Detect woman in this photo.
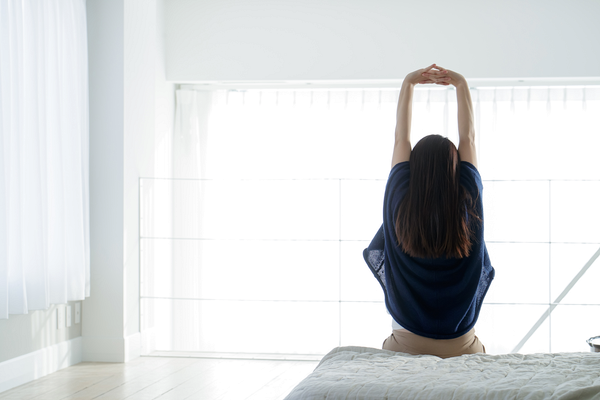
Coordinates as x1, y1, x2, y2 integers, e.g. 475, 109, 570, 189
363, 64, 495, 358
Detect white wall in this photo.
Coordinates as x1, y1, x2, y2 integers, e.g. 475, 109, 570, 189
0, 303, 82, 363
85, 0, 174, 362
85, 0, 126, 362
165, 0, 600, 82
124, 0, 176, 345
124, 0, 155, 346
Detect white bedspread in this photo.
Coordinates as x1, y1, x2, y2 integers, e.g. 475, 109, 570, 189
285, 346, 600, 400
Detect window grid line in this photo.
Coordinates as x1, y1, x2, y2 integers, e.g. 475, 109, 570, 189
140, 177, 600, 182
139, 237, 600, 245
140, 296, 600, 307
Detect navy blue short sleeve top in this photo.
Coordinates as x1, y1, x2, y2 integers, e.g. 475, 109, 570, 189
364, 161, 495, 339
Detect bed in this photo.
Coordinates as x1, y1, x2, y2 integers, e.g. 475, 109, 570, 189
284, 346, 600, 400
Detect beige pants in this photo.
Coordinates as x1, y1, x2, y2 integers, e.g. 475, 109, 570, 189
382, 328, 485, 359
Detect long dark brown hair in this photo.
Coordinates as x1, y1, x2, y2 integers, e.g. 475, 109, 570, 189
395, 135, 480, 259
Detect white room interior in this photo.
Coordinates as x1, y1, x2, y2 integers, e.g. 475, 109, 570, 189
1, 0, 600, 396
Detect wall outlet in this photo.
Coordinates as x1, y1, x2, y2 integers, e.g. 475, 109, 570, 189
57, 306, 65, 330
75, 302, 81, 324
66, 305, 72, 327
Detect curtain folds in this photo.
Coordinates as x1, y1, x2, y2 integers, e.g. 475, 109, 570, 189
0, 0, 89, 319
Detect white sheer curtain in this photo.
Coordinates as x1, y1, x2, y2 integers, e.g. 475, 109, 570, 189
142, 86, 600, 355
0, 0, 89, 319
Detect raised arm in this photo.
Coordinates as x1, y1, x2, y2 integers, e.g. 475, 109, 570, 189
392, 64, 452, 168
423, 66, 478, 168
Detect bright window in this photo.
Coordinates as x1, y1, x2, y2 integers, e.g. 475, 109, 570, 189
141, 86, 600, 356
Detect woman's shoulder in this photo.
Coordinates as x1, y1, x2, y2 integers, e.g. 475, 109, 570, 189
386, 161, 411, 189
460, 160, 479, 174
460, 161, 483, 192
390, 160, 410, 174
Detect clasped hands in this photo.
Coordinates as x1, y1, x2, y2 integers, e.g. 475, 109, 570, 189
405, 64, 466, 88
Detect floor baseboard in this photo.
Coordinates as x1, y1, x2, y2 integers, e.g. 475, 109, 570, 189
0, 336, 82, 394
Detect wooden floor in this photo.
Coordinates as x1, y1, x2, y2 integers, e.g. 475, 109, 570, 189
0, 357, 319, 400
